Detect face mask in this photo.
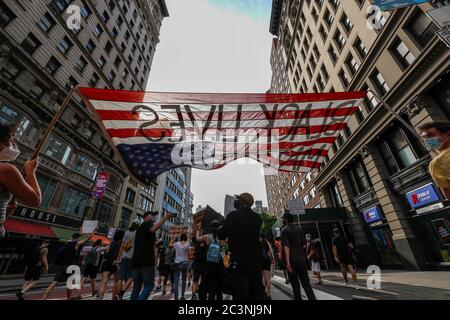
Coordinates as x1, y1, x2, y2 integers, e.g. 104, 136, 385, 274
0, 143, 20, 161
306, 236, 311, 241
423, 137, 444, 150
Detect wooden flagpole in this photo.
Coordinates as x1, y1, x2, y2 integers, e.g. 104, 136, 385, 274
31, 85, 79, 159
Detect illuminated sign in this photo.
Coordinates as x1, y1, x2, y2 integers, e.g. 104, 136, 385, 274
363, 207, 382, 224
406, 183, 440, 209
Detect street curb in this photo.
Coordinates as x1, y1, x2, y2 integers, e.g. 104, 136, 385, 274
271, 280, 295, 299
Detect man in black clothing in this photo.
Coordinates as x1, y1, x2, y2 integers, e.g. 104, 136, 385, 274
332, 228, 358, 289
215, 192, 265, 300
281, 211, 316, 300
130, 210, 173, 300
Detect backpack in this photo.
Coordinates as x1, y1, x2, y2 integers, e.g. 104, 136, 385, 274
206, 240, 221, 264
54, 242, 76, 266
124, 239, 133, 252
26, 247, 41, 266
84, 247, 98, 266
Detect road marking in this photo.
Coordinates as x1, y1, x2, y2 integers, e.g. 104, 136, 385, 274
272, 276, 343, 300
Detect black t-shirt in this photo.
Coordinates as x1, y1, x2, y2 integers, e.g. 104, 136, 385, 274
332, 234, 349, 259
216, 207, 262, 268
193, 240, 208, 266
132, 221, 156, 268
158, 246, 166, 265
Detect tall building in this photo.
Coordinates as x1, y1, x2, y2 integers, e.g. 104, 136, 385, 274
253, 200, 268, 214
0, 0, 168, 274
153, 167, 194, 242
266, 0, 449, 270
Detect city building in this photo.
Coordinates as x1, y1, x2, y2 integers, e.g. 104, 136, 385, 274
0, 0, 168, 274
266, 0, 450, 270
253, 200, 268, 214
153, 167, 194, 242
193, 205, 224, 235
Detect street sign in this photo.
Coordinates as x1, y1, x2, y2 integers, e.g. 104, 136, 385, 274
363, 207, 382, 223
436, 25, 450, 48
370, 0, 428, 11
288, 198, 305, 215
92, 171, 109, 199
427, 5, 450, 28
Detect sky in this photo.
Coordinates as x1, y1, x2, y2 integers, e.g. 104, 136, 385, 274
147, 0, 274, 213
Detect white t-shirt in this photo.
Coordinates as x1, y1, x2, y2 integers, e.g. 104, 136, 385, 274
174, 241, 189, 263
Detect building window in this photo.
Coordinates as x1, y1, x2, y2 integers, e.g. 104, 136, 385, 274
80, 1, 91, 18
36, 174, 57, 209
75, 56, 87, 73
406, 9, 438, 48
93, 24, 103, 38
44, 135, 72, 165
120, 207, 133, 230
97, 56, 107, 69
59, 187, 90, 216
65, 76, 78, 91
334, 29, 346, 50
21, 33, 42, 54
340, 12, 353, 33
140, 195, 153, 211
29, 81, 45, 99
50, 0, 70, 13
57, 36, 72, 55
89, 73, 99, 87
38, 13, 56, 34
93, 201, 113, 224
354, 37, 368, 58
339, 69, 350, 88
377, 126, 425, 175
45, 57, 61, 75
329, 180, 343, 207
347, 160, 372, 196
74, 154, 98, 180
101, 11, 110, 23
345, 55, 359, 76
391, 38, 416, 69
125, 188, 136, 205
86, 39, 96, 53
0, 2, 16, 27
371, 69, 390, 96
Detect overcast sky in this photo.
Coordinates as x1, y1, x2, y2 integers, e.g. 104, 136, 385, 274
147, 0, 273, 213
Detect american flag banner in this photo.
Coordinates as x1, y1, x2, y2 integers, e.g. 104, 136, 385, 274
78, 88, 366, 185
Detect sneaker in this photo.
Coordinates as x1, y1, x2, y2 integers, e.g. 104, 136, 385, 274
345, 282, 350, 288
16, 291, 24, 300
354, 283, 360, 290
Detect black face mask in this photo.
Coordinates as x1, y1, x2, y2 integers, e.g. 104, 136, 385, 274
234, 200, 241, 210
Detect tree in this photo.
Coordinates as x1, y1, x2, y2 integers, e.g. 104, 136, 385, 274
259, 211, 278, 241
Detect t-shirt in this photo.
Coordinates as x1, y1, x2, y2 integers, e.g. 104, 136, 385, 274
132, 221, 156, 268
174, 241, 189, 263
429, 147, 450, 189
121, 230, 136, 259
281, 224, 307, 265
332, 235, 349, 259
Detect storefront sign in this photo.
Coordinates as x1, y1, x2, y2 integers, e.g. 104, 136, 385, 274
12, 206, 80, 229
363, 207, 382, 223
416, 202, 445, 215
406, 183, 440, 209
371, 0, 428, 11
92, 171, 110, 199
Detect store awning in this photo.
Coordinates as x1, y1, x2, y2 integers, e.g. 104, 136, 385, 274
51, 226, 78, 241
4, 219, 57, 238
90, 234, 111, 245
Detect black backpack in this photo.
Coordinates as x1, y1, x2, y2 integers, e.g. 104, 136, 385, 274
54, 242, 76, 266
26, 247, 41, 266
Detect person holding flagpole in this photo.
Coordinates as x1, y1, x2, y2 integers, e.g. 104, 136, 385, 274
0, 124, 42, 238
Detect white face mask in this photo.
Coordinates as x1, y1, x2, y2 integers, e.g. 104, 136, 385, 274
0, 143, 20, 162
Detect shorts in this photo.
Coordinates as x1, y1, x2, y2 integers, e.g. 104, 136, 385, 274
119, 258, 133, 281
83, 264, 98, 279
100, 260, 118, 274
311, 261, 321, 273
338, 254, 354, 267
53, 265, 69, 283
24, 265, 42, 281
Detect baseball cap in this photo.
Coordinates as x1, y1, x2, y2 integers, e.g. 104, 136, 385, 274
72, 232, 81, 240
143, 211, 159, 217
234, 192, 254, 207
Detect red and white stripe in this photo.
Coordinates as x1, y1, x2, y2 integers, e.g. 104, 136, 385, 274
79, 88, 366, 173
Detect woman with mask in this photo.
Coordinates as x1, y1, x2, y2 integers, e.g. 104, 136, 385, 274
0, 124, 41, 238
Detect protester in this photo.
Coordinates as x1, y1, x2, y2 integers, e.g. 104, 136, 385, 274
163, 240, 176, 296
187, 244, 195, 287
419, 121, 450, 200
332, 228, 358, 289
98, 230, 125, 300
305, 234, 322, 285
195, 224, 224, 301
260, 234, 275, 300
16, 240, 49, 300
190, 226, 207, 300
215, 192, 265, 300
116, 220, 140, 299
281, 211, 316, 300
77, 239, 105, 298
274, 236, 289, 284
42, 232, 93, 300
0, 124, 41, 238
156, 239, 166, 291
172, 233, 190, 300
130, 211, 174, 300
